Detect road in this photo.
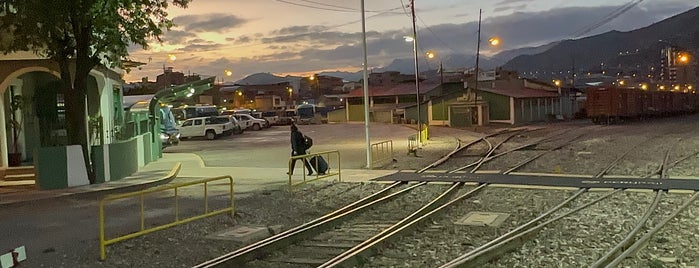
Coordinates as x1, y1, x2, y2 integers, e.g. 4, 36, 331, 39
164, 123, 419, 169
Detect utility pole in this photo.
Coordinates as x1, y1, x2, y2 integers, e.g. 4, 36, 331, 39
410, 0, 422, 146
473, 9, 482, 126
361, 0, 371, 168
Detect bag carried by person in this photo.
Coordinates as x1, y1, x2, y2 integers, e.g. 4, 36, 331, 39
303, 135, 313, 149
309, 155, 328, 175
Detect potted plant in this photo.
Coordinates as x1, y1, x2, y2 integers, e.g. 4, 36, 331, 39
8, 94, 23, 166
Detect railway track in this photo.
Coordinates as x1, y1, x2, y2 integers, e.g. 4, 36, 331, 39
196, 122, 699, 267
441, 135, 699, 267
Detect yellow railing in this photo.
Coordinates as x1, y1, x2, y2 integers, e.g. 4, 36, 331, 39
98, 163, 234, 260
370, 140, 393, 168
288, 150, 341, 190
408, 134, 418, 155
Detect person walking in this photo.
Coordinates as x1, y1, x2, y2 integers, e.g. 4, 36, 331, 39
288, 123, 314, 176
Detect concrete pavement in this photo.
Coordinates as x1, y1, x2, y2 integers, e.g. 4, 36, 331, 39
0, 152, 398, 207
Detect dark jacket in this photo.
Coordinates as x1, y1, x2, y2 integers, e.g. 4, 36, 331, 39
290, 125, 306, 155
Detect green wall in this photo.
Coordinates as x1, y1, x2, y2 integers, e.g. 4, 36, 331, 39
479, 91, 510, 121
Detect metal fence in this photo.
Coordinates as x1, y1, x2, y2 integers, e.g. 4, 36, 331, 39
98, 164, 234, 260
370, 140, 393, 168
288, 150, 341, 190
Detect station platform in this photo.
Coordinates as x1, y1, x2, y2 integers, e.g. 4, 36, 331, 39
0, 152, 398, 208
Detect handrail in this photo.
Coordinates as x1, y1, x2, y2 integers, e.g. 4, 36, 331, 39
287, 150, 341, 190
98, 163, 234, 260
370, 140, 393, 168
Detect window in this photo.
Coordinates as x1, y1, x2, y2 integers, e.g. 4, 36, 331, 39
182, 120, 193, 127
194, 119, 202, 125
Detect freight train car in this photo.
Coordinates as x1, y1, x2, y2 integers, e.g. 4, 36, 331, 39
585, 87, 697, 124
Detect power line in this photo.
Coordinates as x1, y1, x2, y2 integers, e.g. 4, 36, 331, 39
277, 0, 403, 14
571, 0, 644, 38
275, 0, 356, 12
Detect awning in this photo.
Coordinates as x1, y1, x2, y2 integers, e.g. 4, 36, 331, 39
148, 76, 216, 114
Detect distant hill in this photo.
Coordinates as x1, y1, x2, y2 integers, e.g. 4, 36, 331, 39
234, 72, 290, 85
503, 6, 699, 79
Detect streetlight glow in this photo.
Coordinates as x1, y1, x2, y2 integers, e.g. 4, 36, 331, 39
167, 54, 176, 61
426, 51, 435, 59
678, 53, 690, 63
488, 37, 500, 46
224, 69, 232, 76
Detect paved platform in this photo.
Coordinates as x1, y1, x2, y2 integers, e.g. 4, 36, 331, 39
0, 153, 397, 207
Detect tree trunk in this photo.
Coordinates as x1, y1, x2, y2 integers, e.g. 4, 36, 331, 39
58, 57, 96, 184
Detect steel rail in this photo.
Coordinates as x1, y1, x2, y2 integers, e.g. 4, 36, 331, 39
438, 188, 586, 267
594, 140, 681, 267
591, 190, 663, 267
605, 191, 699, 268
417, 128, 526, 173
193, 181, 414, 267
322, 129, 576, 267
503, 132, 587, 174
441, 189, 622, 268
320, 183, 489, 267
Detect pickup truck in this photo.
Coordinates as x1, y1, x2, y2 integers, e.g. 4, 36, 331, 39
255, 111, 280, 126
177, 116, 234, 140
233, 114, 269, 131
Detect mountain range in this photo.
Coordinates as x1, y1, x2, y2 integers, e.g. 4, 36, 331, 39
236, 6, 699, 84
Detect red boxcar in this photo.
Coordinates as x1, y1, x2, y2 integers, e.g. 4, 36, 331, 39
586, 87, 697, 124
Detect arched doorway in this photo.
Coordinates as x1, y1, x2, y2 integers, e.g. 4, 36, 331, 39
3, 71, 62, 166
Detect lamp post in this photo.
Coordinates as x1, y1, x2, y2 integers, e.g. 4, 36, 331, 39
473, 9, 482, 126
361, 0, 371, 168
409, 0, 422, 147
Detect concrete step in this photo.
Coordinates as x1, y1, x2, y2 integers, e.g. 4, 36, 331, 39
4, 166, 36, 176
3, 173, 36, 181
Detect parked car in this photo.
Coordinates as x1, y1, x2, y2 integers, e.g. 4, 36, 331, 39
215, 115, 244, 135
233, 113, 268, 131
177, 116, 234, 140
259, 111, 281, 126
250, 112, 273, 128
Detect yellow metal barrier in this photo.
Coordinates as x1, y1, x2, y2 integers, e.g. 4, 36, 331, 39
98, 163, 234, 260
420, 124, 429, 143
288, 150, 341, 190
370, 140, 393, 168
408, 134, 418, 156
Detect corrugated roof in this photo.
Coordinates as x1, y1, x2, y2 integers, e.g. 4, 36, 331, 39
345, 82, 440, 98
479, 87, 559, 98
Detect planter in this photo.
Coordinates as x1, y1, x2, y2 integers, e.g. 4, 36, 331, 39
8, 153, 22, 167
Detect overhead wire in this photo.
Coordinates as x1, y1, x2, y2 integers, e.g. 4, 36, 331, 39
277, 0, 403, 14
570, 0, 644, 38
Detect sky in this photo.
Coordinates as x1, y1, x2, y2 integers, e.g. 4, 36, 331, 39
123, 0, 698, 83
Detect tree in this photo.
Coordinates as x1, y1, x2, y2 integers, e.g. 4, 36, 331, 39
0, 0, 190, 183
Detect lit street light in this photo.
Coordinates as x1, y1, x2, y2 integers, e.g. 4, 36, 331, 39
678, 53, 690, 63
426, 51, 443, 84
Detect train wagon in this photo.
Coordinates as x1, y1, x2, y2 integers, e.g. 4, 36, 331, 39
586, 86, 698, 124
585, 87, 640, 124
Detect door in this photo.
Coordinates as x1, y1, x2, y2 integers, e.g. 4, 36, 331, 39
449, 106, 472, 127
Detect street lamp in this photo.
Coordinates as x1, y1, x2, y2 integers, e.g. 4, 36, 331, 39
221, 69, 232, 84
409, 0, 422, 147
472, 9, 499, 127
426, 51, 443, 84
